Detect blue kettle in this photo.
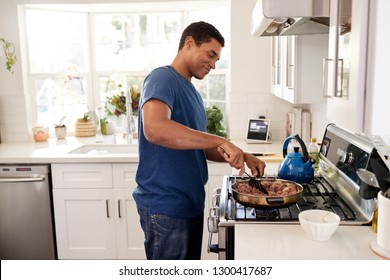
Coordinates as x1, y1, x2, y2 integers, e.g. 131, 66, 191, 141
278, 134, 315, 183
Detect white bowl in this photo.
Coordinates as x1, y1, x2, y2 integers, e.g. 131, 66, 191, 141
298, 210, 340, 241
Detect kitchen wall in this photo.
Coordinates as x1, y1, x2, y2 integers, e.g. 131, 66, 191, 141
364, 0, 390, 135
0, 0, 330, 144
0, 0, 30, 142
229, 0, 329, 141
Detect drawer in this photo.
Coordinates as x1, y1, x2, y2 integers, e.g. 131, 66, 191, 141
112, 163, 138, 189
52, 163, 113, 189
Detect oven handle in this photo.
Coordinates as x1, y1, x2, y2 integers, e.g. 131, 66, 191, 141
208, 232, 224, 254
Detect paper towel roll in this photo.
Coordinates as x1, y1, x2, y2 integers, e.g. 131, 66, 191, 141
377, 191, 390, 252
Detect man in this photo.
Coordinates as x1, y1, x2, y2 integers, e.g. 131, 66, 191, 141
133, 21, 265, 260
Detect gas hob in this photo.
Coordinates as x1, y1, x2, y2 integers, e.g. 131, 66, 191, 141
226, 175, 367, 224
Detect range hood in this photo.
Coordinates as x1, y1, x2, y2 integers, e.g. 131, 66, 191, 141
251, 0, 330, 37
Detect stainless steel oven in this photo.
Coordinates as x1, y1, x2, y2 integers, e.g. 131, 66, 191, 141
208, 124, 385, 260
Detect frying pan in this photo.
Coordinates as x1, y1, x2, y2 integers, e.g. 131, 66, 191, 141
232, 178, 303, 208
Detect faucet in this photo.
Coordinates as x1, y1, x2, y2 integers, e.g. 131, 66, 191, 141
124, 91, 136, 143
95, 107, 104, 143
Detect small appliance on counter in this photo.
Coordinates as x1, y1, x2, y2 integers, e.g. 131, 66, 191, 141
245, 118, 271, 144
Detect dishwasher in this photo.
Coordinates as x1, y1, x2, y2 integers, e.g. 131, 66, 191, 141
0, 164, 56, 259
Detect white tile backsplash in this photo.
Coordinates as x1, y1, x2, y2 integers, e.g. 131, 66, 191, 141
228, 91, 295, 141
0, 95, 30, 143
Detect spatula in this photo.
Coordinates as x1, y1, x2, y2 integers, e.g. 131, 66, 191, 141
244, 171, 269, 195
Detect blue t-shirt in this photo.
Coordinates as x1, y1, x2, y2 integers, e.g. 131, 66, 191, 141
133, 66, 208, 218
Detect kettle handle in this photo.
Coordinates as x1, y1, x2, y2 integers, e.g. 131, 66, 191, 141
282, 134, 311, 163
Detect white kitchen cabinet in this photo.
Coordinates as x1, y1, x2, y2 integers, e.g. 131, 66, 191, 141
271, 36, 283, 99
112, 164, 145, 259
52, 163, 145, 260
53, 162, 231, 260
53, 188, 117, 259
325, 0, 368, 132
271, 34, 328, 104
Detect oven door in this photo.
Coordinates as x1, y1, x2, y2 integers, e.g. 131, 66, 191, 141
208, 225, 235, 260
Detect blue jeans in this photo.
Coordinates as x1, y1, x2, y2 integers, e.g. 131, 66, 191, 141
137, 209, 204, 260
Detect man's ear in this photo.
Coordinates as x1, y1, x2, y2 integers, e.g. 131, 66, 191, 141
184, 36, 195, 49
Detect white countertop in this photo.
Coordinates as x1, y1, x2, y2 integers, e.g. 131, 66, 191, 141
235, 224, 385, 260
0, 136, 139, 163
0, 136, 284, 164
231, 140, 283, 156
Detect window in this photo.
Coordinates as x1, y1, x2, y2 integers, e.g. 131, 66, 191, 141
22, 2, 229, 133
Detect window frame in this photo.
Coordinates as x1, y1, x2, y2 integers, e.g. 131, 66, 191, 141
22, 2, 229, 135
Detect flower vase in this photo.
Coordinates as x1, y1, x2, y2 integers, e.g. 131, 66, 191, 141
114, 115, 125, 132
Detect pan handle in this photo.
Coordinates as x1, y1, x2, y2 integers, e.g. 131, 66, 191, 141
265, 197, 285, 205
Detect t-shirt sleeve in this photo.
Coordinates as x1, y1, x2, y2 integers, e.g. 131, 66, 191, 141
141, 67, 177, 112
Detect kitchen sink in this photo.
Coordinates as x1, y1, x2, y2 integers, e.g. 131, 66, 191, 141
68, 144, 138, 155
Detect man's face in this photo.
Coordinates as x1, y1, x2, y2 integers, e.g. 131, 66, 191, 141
186, 37, 223, 80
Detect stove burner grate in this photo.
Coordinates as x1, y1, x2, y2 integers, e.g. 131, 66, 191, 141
233, 177, 357, 222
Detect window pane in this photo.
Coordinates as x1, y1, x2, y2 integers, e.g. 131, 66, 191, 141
188, 6, 230, 69
25, 9, 88, 73
35, 77, 88, 130
94, 13, 181, 71
193, 79, 208, 100
99, 75, 144, 107
209, 74, 226, 100
24, 2, 229, 135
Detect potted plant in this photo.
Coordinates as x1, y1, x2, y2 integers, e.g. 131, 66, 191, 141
54, 116, 67, 139
206, 105, 227, 138
0, 38, 17, 73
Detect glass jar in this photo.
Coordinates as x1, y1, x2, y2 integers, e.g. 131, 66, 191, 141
32, 126, 49, 142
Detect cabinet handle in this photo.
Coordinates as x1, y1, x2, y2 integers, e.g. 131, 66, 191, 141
287, 64, 294, 89
322, 58, 333, 98
323, 58, 344, 98
118, 200, 122, 218
286, 36, 295, 89
106, 199, 110, 218
336, 59, 344, 98
272, 37, 281, 86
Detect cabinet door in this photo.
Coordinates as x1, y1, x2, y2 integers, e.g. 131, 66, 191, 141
113, 163, 146, 259
283, 36, 296, 103
285, 36, 296, 92
272, 35, 328, 104
325, 0, 352, 99
53, 189, 116, 259
283, 35, 328, 104
325, 0, 368, 132
271, 36, 283, 98
114, 189, 146, 259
